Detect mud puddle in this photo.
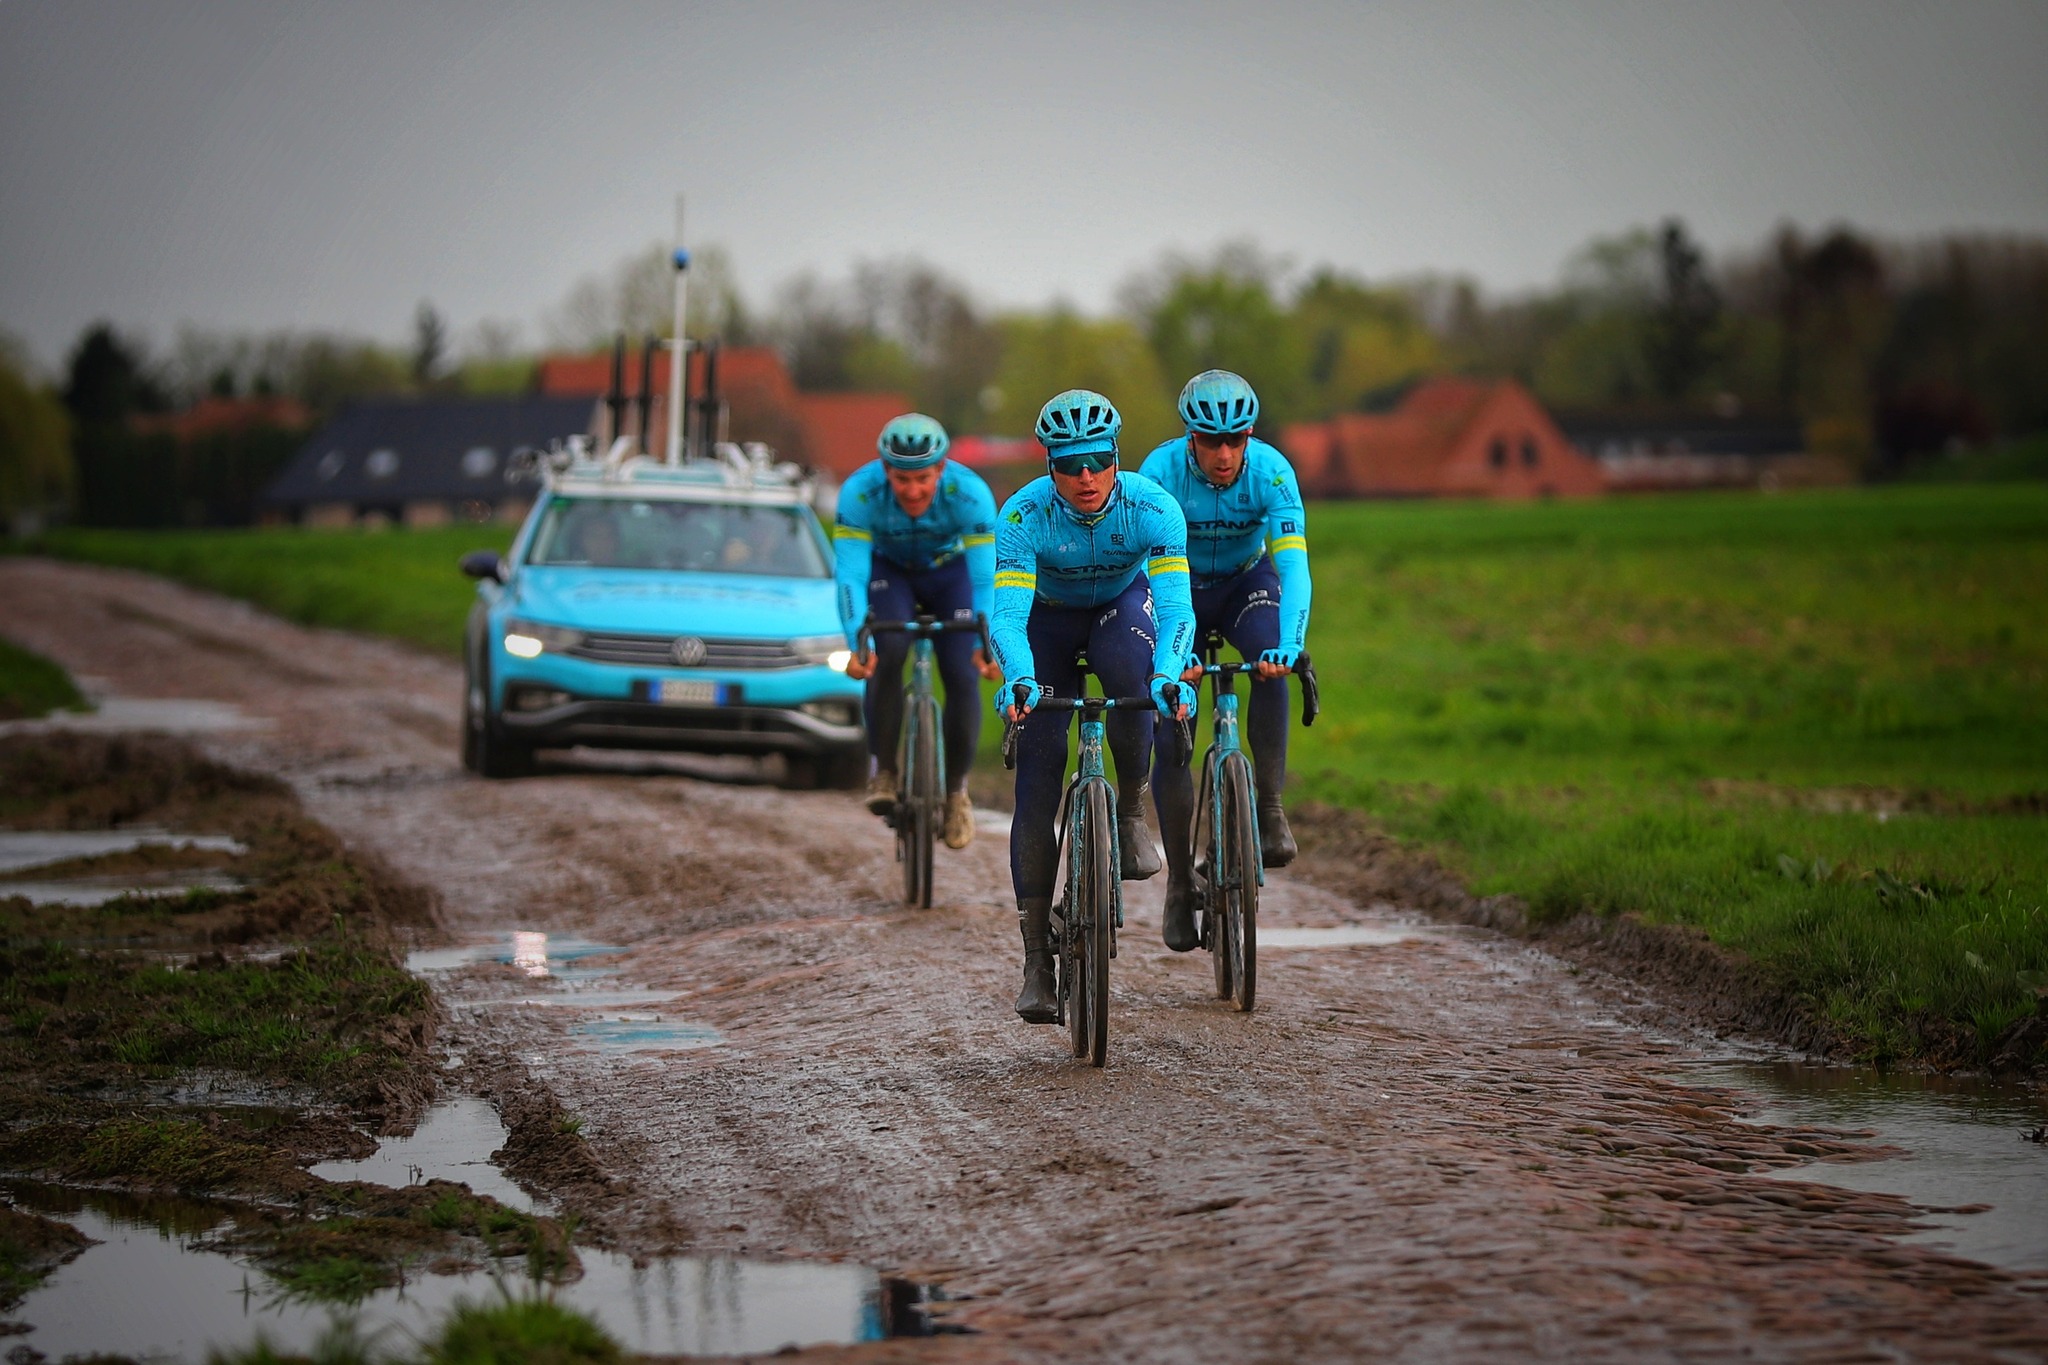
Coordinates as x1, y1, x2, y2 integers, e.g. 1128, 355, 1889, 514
2, 1180, 944, 1360
1676, 1059, 2048, 1270
0, 829, 246, 874
1258, 924, 1427, 948
417, 931, 726, 1055
310, 1098, 536, 1213
0, 695, 267, 736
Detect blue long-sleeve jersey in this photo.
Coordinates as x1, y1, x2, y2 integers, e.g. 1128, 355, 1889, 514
833, 459, 997, 646
1137, 435, 1311, 653
990, 472, 1195, 686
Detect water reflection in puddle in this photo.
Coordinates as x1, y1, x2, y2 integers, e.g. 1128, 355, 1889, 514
1677, 1059, 2048, 1270
309, 1098, 535, 1213
2, 871, 247, 907
1259, 924, 1425, 949
407, 933, 627, 980
0, 829, 246, 875
3, 1183, 926, 1360
570, 1018, 723, 1053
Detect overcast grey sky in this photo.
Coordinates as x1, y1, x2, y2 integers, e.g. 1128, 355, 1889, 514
3, 1, 2045, 369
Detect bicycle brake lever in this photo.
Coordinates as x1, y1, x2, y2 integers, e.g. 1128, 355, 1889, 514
1002, 721, 1019, 770
1297, 653, 1320, 727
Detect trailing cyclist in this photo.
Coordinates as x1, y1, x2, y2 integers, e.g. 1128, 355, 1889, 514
834, 413, 1003, 849
1139, 370, 1312, 953
991, 389, 1196, 1022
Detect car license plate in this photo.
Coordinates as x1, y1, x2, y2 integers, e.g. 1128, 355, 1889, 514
658, 680, 717, 705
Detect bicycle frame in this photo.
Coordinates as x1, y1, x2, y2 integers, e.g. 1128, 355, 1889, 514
1202, 660, 1266, 893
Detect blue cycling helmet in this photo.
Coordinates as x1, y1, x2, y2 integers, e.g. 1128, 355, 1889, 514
1034, 389, 1122, 458
877, 412, 949, 470
1177, 369, 1259, 434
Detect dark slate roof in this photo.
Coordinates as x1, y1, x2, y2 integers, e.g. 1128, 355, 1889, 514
1557, 414, 1804, 458
263, 395, 596, 505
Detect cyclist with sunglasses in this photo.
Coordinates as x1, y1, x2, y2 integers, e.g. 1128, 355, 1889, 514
990, 389, 1196, 1022
1139, 370, 1313, 952
834, 413, 1003, 848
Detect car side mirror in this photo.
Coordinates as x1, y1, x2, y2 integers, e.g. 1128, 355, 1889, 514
460, 550, 506, 582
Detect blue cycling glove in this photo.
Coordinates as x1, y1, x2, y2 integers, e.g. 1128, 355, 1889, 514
998, 677, 1042, 720
1149, 673, 1191, 718
1259, 646, 1301, 672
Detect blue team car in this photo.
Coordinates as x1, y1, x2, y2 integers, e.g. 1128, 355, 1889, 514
458, 442, 867, 787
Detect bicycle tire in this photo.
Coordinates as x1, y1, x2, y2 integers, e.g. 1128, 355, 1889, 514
1195, 752, 1232, 999
901, 693, 940, 907
1081, 781, 1114, 1066
1220, 753, 1259, 1013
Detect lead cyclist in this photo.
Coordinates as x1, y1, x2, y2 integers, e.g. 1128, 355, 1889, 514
990, 389, 1196, 1022
1138, 370, 1312, 953
833, 413, 1003, 849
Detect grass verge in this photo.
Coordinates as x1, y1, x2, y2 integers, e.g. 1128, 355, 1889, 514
0, 633, 87, 719
13, 525, 511, 656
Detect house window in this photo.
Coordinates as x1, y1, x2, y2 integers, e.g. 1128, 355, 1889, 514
1488, 437, 1507, 469
1521, 437, 1540, 468
461, 446, 497, 479
365, 449, 400, 479
316, 450, 345, 480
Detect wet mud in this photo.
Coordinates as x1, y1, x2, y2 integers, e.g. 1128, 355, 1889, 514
4, 557, 2047, 1362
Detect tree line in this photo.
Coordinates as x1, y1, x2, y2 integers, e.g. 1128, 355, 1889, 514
5, 218, 2045, 530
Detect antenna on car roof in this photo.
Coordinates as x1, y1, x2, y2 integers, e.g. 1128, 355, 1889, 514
664, 195, 690, 466
635, 334, 657, 456
605, 334, 627, 448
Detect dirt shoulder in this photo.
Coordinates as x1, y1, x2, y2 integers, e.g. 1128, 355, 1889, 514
3, 556, 2046, 1363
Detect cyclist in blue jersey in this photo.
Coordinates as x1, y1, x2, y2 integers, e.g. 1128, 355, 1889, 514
1139, 370, 1312, 952
835, 413, 1003, 849
991, 389, 1196, 1022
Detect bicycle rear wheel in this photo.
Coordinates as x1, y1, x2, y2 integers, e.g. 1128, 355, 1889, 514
899, 693, 940, 907
1078, 782, 1114, 1066
1219, 753, 1259, 1013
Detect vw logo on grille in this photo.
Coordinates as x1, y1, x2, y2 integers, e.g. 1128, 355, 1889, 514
670, 635, 707, 666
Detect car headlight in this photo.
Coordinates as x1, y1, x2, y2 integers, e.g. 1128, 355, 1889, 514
503, 618, 583, 659
790, 634, 846, 668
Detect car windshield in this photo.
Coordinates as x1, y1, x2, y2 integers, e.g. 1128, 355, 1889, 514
526, 497, 829, 578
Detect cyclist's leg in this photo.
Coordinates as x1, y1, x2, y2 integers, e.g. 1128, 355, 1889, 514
1009, 603, 1086, 1022
1083, 574, 1163, 881
1151, 582, 1226, 950
907, 557, 983, 795
863, 559, 916, 777
1218, 557, 1295, 865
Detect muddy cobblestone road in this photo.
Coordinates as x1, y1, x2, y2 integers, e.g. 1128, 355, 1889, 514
5, 559, 2047, 1363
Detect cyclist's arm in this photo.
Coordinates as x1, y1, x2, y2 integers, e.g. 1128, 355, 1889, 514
1143, 502, 1196, 683
990, 512, 1038, 687
832, 483, 875, 649
1265, 463, 1311, 654
960, 479, 998, 629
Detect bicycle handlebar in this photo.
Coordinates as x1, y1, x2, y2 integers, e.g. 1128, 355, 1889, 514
1000, 683, 1193, 770
1194, 637, 1320, 728
856, 611, 994, 661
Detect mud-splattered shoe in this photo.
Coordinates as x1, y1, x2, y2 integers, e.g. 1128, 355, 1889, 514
1015, 949, 1058, 1023
1162, 874, 1200, 952
1259, 797, 1297, 869
943, 791, 974, 849
865, 769, 897, 817
1118, 813, 1162, 880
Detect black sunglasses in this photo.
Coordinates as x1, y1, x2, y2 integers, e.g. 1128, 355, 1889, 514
1049, 449, 1118, 476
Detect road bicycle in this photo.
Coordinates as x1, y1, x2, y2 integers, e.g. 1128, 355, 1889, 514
1004, 678, 1191, 1066
1187, 633, 1319, 1013
859, 612, 992, 908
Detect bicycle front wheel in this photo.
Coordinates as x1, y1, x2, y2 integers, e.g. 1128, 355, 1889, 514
1078, 781, 1115, 1066
1219, 753, 1259, 1013
899, 693, 941, 908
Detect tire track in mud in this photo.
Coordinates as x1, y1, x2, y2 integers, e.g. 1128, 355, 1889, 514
4, 557, 2045, 1363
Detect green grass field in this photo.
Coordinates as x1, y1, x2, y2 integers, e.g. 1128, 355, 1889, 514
20, 525, 511, 656
0, 636, 88, 719
14, 485, 2048, 1063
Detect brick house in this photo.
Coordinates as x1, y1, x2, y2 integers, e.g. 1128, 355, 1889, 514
1278, 377, 1605, 499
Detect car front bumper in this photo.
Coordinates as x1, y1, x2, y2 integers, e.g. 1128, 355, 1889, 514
499, 695, 863, 756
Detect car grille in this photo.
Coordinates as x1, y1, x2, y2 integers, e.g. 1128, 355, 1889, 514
567, 631, 808, 670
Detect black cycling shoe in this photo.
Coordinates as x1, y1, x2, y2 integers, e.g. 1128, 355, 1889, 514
1015, 949, 1059, 1023
1259, 798, 1297, 869
1118, 814, 1162, 881
1162, 875, 1200, 952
